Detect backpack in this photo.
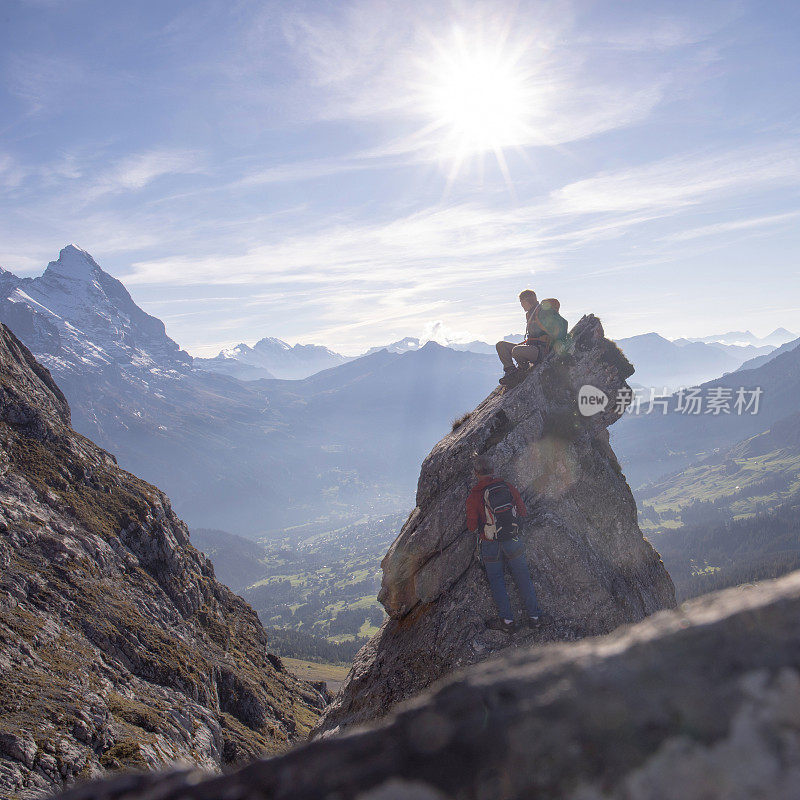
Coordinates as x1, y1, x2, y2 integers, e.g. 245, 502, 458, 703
482, 481, 520, 542
532, 299, 569, 353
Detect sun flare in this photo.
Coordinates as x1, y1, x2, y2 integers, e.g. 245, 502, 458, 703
418, 28, 535, 184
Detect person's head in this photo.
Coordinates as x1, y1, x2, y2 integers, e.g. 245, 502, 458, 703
519, 289, 537, 311
472, 453, 492, 477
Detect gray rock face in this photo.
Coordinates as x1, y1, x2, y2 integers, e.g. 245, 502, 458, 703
316, 315, 676, 734
51, 570, 800, 800
0, 324, 323, 798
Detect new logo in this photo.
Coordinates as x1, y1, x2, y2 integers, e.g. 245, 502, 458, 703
578, 384, 609, 416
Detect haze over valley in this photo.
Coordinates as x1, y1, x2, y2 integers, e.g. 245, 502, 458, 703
2, 1, 800, 796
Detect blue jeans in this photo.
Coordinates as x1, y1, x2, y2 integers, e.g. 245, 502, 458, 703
480, 537, 541, 620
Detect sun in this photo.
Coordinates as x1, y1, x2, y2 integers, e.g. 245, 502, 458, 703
416, 28, 535, 184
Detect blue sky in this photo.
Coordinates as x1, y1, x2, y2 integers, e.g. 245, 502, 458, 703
1, 0, 799, 356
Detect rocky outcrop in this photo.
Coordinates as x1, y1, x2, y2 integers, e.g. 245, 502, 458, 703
316, 315, 675, 734
0, 324, 324, 798
52, 570, 800, 800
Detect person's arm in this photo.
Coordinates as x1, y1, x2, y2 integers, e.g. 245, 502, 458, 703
509, 483, 527, 517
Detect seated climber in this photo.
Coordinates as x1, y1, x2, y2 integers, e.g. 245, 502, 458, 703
496, 290, 568, 387
466, 453, 543, 632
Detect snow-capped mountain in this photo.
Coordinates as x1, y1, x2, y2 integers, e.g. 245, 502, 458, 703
364, 334, 519, 357
196, 336, 349, 380
681, 329, 796, 348
0, 245, 191, 378
363, 337, 426, 356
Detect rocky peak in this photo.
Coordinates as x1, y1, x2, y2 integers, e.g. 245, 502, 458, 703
43, 245, 103, 282
315, 314, 676, 735
253, 337, 292, 353
0, 324, 323, 797
0, 246, 191, 377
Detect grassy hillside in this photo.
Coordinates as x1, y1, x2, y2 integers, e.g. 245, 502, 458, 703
282, 658, 350, 693
637, 413, 800, 600
649, 493, 800, 600
638, 449, 800, 533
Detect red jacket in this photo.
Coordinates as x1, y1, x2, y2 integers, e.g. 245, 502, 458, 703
466, 475, 527, 541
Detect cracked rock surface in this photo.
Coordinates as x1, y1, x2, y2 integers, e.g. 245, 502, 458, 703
0, 324, 324, 798
316, 315, 676, 735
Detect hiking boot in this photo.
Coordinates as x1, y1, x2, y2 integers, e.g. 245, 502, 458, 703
498, 368, 519, 387
486, 617, 515, 633
522, 614, 547, 628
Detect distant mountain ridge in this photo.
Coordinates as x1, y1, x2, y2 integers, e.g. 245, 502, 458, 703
613, 338, 800, 488
614, 332, 772, 391
365, 331, 777, 391
0, 247, 500, 534
365, 334, 520, 358
196, 337, 350, 380
682, 328, 796, 347
735, 335, 800, 372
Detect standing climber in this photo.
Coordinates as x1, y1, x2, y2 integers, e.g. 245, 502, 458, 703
466, 453, 543, 632
495, 290, 568, 386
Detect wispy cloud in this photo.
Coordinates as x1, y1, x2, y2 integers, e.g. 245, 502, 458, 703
0, 154, 27, 192
235, 155, 390, 187
552, 145, 800, 215
86, 149, 204, 199
664, 209, 800, 242
4, 52, 86, 115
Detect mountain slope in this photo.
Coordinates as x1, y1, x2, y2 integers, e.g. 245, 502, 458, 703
633, 408, 800, 599
613, 338, 800, 488
736, 334, 800, 372
0, 324, 323, 797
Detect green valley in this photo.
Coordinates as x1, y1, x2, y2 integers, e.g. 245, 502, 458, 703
193, 515, 404, 664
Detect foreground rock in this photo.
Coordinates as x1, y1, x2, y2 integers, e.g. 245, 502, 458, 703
54, 570, 800, 799
316, 315, 675, 734
0, 325, 324, 798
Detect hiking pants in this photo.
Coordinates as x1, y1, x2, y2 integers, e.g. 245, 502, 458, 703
480, 537, 541, 620
496, 340, 540, 370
